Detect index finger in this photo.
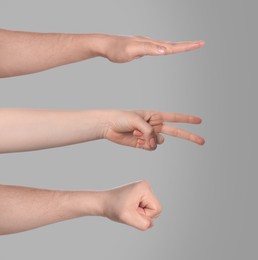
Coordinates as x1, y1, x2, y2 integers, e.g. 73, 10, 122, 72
160, 112, 202, 124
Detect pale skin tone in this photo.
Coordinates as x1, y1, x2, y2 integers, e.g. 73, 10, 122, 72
0, 109, 204, 153
0, 29, 205, 234
0, 180, 161, 235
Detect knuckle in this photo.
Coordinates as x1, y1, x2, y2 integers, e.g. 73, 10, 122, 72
145, 127, 153, 136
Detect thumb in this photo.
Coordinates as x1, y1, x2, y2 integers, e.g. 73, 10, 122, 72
131, 42, 166, 59
131, 116, 157, 150
138, 42, 167, 57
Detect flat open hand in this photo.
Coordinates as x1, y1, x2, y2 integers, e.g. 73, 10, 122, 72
100, 35, 205, 63
103, 110, 205, 150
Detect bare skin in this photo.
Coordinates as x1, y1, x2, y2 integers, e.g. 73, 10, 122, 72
0, 29, 204, 77
0, 180, 161, 235
0, 109, 204, 153
0, 29, 205, 234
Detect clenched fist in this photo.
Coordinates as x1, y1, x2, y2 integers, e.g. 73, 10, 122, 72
102, 180, 161, 230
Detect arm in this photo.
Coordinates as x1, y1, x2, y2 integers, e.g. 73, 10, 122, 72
0, 109, 205, 153
0, 180, 161, 235
0, 28, 204, 77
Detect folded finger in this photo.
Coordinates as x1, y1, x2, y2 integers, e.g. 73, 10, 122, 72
157, 134, 164, 145
133, 129, 143, 137
129, 212, 153, 231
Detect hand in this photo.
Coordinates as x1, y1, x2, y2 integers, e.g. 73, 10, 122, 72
103, 180, 161, 231
103, 110, 205, 150
99, 35, 205, 63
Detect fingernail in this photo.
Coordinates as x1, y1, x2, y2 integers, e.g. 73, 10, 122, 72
200, 138, 205, 145
150, 138, 157, 148
137, 139, 145, 146
193, 40, 205, 46
157, 46, 166, 54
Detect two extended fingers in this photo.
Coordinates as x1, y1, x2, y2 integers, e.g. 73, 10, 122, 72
158, 112, 205, 145
134, 112, 204, 148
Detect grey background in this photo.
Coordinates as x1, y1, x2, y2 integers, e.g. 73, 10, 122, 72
0, 0, 257, 259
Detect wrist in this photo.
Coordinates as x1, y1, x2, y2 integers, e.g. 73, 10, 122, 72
82, 34, 110, 58
82, 191, 107, 217
88, 110, 115, 140
77, 110, 109, 141
63, 190, 107, 218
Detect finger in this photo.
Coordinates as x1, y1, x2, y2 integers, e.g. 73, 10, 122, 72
131, 116, 157, 150
131, 115, 153, 136
136, 134, 163, 148
133, 129, 143, 137
158, 40, 205, 55
136, 138, 157, 150
160, 112, 202, 124
161, 125, 205, 145
136, 179, 162, 219
137, 207, 160, 221
149, 137, 157, 150
139, 195, 162, 219
132, 42, 167, 57
157, 134, 164, 145
137, 138, 145, 146
134, 110, 203, 124
133, 120, 163, 147
139, 204, 162, 219
129, 212, 153, 231
136, 35, 205, 49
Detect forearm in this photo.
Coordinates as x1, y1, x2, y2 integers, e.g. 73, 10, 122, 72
0, 109, 107, 153
0, 184, 105, 235
0, 29, 106, 77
